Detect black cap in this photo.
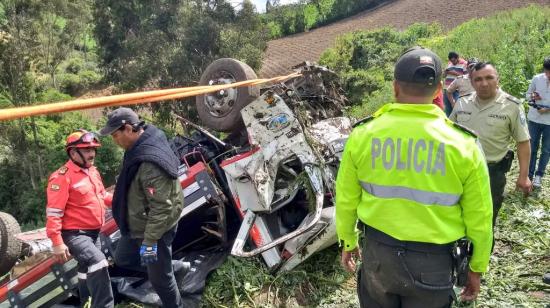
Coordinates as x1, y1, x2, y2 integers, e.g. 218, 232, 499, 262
98, 107, 141, 136
394, 47, 442, 86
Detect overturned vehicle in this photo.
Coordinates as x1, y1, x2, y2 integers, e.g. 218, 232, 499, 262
0, 58, 352, 307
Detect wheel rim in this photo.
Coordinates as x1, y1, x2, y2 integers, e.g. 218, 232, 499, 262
203, 71, 238, 118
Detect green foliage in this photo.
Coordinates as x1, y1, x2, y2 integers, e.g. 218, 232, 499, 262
0, 112, 122, 225
203, 246, 353, 307
424, 4, 550, 99
322, 5, 550, 119
36, 88, 71, 103
93, 0, 268, 127
263, 0, 386, 39
319, 23, 441, 106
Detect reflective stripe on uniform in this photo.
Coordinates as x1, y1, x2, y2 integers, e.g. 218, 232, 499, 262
77, 272, 87, 280
87, 259, 108, 273
46, 208, 64, 217
360, 181, 460, 206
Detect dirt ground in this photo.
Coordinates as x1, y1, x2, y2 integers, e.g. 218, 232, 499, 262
259, 0, 550, 78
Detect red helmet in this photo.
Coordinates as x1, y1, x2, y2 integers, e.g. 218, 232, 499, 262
65, 130, 101, 149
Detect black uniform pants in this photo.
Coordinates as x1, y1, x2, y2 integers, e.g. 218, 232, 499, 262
358, 226, 455, 308
114, 226, 183, 308
62, 230, 114, 308
487, 150, 513, 227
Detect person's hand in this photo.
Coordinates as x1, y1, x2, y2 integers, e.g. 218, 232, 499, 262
516, 176, 532, 196
341, 247, 361, 273
52, 244, 71, 263
532, 92, 542, 101
140, 244, 158, 265
537, 107, 549, 114
460, 271, 481, 301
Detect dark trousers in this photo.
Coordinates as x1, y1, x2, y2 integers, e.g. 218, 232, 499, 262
114, 227, 183, 308
443, 90, 459, 117
358, 227, 454, 308
62, 230, 114, 308
488, 161, 508, 227
528, 120, 550, 178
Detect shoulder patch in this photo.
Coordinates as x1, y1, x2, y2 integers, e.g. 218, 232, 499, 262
352, 116, 375, 128
50, 184, 60, 191
451, 122, 477, 138
58, 166, 68, 175
505, 95, 521, 105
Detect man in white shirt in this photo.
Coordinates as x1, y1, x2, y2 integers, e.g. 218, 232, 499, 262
526, 57, 550, 188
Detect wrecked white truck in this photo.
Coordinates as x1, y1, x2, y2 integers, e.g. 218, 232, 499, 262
0, 58, 352, 307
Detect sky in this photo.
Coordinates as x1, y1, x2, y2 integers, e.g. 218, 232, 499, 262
229, 0, 300, 13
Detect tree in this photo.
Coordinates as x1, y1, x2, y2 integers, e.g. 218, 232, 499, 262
0, 0, 118, 226
93, 0, 268, 126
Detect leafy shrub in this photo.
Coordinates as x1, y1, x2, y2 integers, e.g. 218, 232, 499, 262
0, 112, 122, 226
263, 0, 387, 39
59, 70, 101, 96
320, 24, 440, 106
424, 4, 550, 99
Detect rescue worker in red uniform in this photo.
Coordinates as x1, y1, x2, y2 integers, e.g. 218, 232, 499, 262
46, 130, 114, 308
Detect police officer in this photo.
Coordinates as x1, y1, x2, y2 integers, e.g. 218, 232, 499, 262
99, 107, 185, 308
450, 62, 532, 226
336, 47, 493, 307
46, 130, 114, 308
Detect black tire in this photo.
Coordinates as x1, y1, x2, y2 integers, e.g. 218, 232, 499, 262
0, 212, 22, 276
196, 58, 260, 132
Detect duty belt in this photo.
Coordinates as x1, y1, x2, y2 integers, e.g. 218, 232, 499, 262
363, 225, 453, 254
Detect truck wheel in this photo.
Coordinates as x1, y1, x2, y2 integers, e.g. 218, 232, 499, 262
0, 212, 22, 276
196, 58, 260, 132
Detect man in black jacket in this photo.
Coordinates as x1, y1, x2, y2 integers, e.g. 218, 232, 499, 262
99, 107, 185, 308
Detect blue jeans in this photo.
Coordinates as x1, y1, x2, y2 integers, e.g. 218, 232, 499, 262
443, 89, 459, 117
528, 120, 550, 178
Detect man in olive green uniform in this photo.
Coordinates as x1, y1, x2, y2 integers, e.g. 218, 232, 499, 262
450, 62, 532, 226
337, 47, 493, 307
99, 107, 185, 308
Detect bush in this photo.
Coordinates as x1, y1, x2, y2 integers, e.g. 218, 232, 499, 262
424, 4, 550, 99
59, 70, 101, 96
263, 0, 388, 39
319, 24, 440, 106
36, 88, 72, 103
0, 112, 122, 226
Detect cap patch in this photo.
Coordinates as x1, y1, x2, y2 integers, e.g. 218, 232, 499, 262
419, 56, 434, 64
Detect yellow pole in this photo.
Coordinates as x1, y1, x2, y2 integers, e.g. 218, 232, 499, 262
0, 73, 300, 121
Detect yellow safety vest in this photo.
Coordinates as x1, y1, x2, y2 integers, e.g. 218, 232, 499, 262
336, 103, 493, 273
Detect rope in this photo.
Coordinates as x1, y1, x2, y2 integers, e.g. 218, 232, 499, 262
0, 72, 301, 121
